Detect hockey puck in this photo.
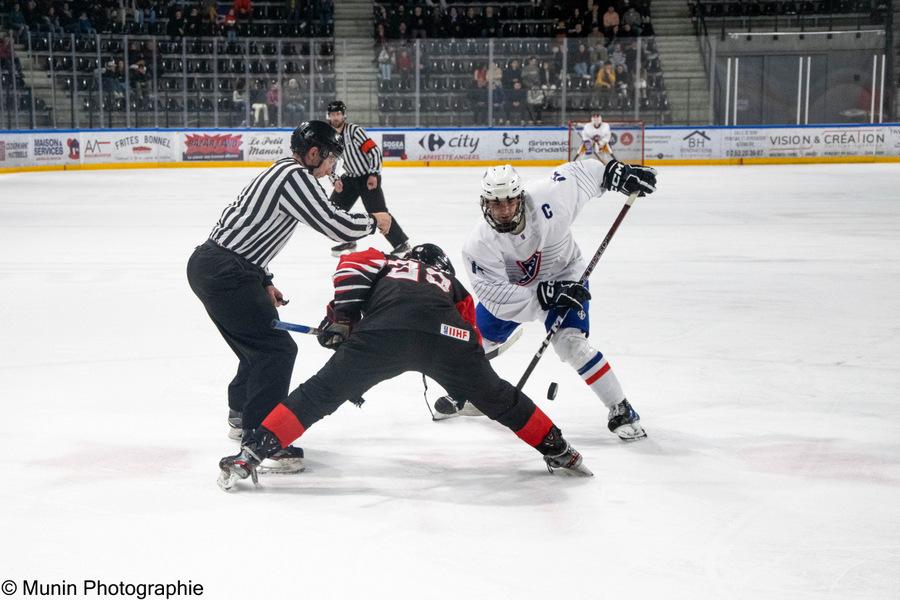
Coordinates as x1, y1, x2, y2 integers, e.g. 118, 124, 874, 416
547, 382, 558, 400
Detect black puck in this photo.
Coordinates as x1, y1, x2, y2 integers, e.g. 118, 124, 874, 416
547, 382, 558, 400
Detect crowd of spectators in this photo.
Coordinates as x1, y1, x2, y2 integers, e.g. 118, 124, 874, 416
374, 1, 662, 124
374, 0, 655, 41
2, 0, 333, 40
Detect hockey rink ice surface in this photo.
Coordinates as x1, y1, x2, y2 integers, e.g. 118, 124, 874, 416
1, 163, 898, 600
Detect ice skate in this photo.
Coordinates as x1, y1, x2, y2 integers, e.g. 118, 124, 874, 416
331, 241, 357, 257
258, 445, 305, 474
607, 399, 646, 441
217, 448, 261, 491
536, 425, 593, 476
217, 428, 284, 491
227, 409, 242, 441
432, 395, 484, 420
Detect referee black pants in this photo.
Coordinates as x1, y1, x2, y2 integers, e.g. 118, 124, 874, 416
330, 174, 409, 248
186, 241, 297, 429
274, 330, 541, 438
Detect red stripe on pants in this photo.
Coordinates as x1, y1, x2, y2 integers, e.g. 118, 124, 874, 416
515, 407, 554, 447
261, 403, 306, 448
585, 363, 611, 385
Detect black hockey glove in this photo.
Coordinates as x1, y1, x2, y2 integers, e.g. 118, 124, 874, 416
317, 320, 351, 349
536, 281, 591, 312
602, 160, 657, 197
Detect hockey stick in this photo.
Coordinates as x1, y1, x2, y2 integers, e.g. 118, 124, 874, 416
271, 319, 367, 407
272, 319, 322, 335
515, 190, 639, 391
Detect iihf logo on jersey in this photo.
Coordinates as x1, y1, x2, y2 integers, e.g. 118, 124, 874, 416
516, 251, 543, 285
551, 171, 566, 181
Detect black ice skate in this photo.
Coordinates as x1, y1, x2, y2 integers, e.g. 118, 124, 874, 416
331, 241, 357, 257
607, 399, 647, 441
227, 409, 242, 441
432, 395, 484, 420
536, 425, 593, 476
217, 428, 283, 491
258, 445, 305, 474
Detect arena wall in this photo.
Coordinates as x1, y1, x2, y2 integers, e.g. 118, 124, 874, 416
2, 123, 899, 173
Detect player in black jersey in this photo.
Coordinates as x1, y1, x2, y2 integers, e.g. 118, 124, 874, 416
217, 243, 591, 490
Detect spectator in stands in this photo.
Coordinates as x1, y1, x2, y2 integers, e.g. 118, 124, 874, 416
538, 59, 556, 87
490, 80, 505, 123
59, 4, 77, 33
464, 7, 482, 37
595, 61, 615, 91
410, 5, 429, 38
129, 58, 148, 100
506, 79, 526, 125
223, 8, 237, 39
283, 78, 305, 123
374, 4, 388, 30
233, 79, 247, 122
201, 0, 218, 28
102, 59, 124, 97
487, 60, 503, 90
40, 6, 65, 35
266, 81, 280, 125
166, 8, 185, 37
186, 7, 202, 36
572, 42, 591, 79
482, 6, 500, 37
587, 1, 602, 31
396, 22, 411, 43
521, 56, 540, 89
10, 3, 29, 36
375, 23, 388, 47
602, 6, 619, 38
377, 44, 393, 80
77, 10, 96, 34
641, 12, 654, 36
619, 23, 636, 37
233, 0, 251, 20
590, 40, 608, 68
250, 79, 268, 126
610, 43, 627, 69
502, 58, 521, 89
444, 6, 464, 37
622, 3, 643, 35
468, 72, 488, 125
567, 7, 586, 35
553, 18, 567, 39
395, 47, 412, 84
0, 32, 16, 75
526, 84, 545, 123
389, 4, 407, 37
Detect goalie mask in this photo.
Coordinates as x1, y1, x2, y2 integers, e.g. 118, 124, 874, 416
405, 243, 455, 276
480, 164, 525, 234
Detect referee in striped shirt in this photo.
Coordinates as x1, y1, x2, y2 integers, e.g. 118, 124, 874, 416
187, 121, 392, 468
326, 100, 410, 257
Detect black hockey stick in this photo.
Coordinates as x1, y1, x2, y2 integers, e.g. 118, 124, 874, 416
515, 191, 639, 391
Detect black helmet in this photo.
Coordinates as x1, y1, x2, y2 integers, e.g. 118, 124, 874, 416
327, 100, 347, 115
406, 243, 455, 276
290, 120, 343, 159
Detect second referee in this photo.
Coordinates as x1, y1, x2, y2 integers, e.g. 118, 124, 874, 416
326, 100, 411, 257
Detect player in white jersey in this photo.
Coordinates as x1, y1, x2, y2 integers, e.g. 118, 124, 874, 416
578, 112, 611, 159
437, 157, 657, 440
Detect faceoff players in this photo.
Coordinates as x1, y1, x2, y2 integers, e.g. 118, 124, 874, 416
214, 108, 659, 489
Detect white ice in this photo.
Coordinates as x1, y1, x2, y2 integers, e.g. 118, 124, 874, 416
1, 164, 899, 600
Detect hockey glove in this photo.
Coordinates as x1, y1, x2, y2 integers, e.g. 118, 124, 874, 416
602, 160, 657, 197
536, 281, 591, 312
317, 320, 351, 349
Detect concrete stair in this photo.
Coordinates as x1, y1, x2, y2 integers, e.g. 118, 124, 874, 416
333, 0, 378, 126
650, 0, 711, 124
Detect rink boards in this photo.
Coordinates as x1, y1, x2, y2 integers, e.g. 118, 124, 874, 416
2, 123, 900, 173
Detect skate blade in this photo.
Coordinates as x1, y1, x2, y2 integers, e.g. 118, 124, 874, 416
217, 469, 240, 491
613, 422, 648, 442
432, 410, 461, 421
557, 463, 594, 477
257, 457, 306, 475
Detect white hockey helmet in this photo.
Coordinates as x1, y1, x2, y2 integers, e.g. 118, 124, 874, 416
480, 164, 525, 233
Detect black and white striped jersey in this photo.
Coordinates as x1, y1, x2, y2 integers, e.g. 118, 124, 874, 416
339, 122, 382, 177
209, 157, 376, 269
